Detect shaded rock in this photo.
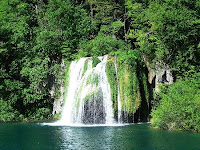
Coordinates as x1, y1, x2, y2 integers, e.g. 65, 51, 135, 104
142, 55, 173, 92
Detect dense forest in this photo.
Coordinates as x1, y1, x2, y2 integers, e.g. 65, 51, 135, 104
0, 0, 200, 131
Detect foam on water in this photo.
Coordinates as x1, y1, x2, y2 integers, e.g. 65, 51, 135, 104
41, 122, 131, 127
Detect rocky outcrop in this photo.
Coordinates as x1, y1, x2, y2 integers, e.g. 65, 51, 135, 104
51, 60, 66, 115
52, 86, 64, 115
143, 56, 173, 92
154, 66, 173, 92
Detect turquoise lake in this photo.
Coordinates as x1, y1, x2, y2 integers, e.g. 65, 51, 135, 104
0, 123, 200, 150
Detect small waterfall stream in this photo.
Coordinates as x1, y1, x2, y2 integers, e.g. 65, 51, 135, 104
114, 60, 122, 123
56, 55, 115, 125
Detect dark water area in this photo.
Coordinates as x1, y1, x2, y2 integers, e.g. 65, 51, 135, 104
0, 123, 200, 150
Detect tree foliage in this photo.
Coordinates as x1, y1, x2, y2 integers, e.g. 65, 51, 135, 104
151, 74, 200, 132
126, 0, 200, 76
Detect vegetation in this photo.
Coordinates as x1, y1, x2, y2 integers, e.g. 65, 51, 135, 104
0, 0, 199, 130
86, 72, 99, 86
106, 53, 149, 120
83, 90, 101, 103
92, 57, 101, 68
126, 0, 200, 77
78, 33, 129, 57
117, 56, 140, 114
106, 56, 118, 114
82, 59, 89, 76
151, 74, 200, 132
63, 61, 71, 103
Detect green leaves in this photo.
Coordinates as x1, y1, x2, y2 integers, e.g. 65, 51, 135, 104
78, 33, 131, 57
151, 74, 200, 132
0, 98, 21, 121
127, 0, 200, 76
45, 0, 94, 59
111, 20, 124, 34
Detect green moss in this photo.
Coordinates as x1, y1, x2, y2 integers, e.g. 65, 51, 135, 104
92, 56, 101, 68
63, 61, 71, 104
105, 56, 118, 114
75, 71, 99, 108
82, 58, 89, 76
53, 113, 61, 120
117, 57, 141, 115
83, 89, 99, 103
75, 89, 100, 108
86, 72, 98, 86
75, 79, 85, 108
105, 55, 145, 116
142, 70, 149, 104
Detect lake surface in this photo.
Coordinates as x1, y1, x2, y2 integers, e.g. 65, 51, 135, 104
0, 123, 200, 150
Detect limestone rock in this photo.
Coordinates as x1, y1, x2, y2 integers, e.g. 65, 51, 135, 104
51, 60, 66, 115
142, 55, 173, 92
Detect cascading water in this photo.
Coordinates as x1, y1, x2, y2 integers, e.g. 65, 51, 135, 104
56, 55, 115, 125
114, 60, 122, 123
45, 54, 151, 127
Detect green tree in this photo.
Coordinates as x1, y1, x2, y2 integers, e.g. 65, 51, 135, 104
151, 73, 200, 132
127, 0, 200, 77
46, 0, 95, 60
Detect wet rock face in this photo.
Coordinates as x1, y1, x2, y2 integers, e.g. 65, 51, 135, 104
82, 92, 106, 124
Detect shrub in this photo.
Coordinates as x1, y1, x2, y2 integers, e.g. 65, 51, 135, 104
78, 33, 130, 57
0, 98, 21, 122
151, 73, 200, 132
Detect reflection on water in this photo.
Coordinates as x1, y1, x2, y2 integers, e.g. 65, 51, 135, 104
0, 123, 200, 150
59, 126, 116, 150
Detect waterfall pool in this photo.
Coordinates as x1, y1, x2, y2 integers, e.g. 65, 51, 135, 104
0, 123, 200, 150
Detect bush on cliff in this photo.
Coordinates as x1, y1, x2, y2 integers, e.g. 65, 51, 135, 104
151, 73, 200, 132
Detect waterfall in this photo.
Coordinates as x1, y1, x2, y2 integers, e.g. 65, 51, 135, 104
114, 59, 122, 123
59, 58, 87, 124
56, 55, 115, 125
45, 55, 151, 127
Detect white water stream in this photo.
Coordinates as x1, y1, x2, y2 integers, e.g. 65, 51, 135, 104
54, 55, 115, 125
114, 60, 122, 123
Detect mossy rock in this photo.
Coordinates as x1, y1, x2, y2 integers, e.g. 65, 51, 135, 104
86, 72, 99, 86
82, 58, 90, 76
105, 56, 118, 115
117, 58, 141, 115
53, 113, 61, 120
63, 61, 71, 104
92, 56, 101, 67
83, 89, 102, 103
